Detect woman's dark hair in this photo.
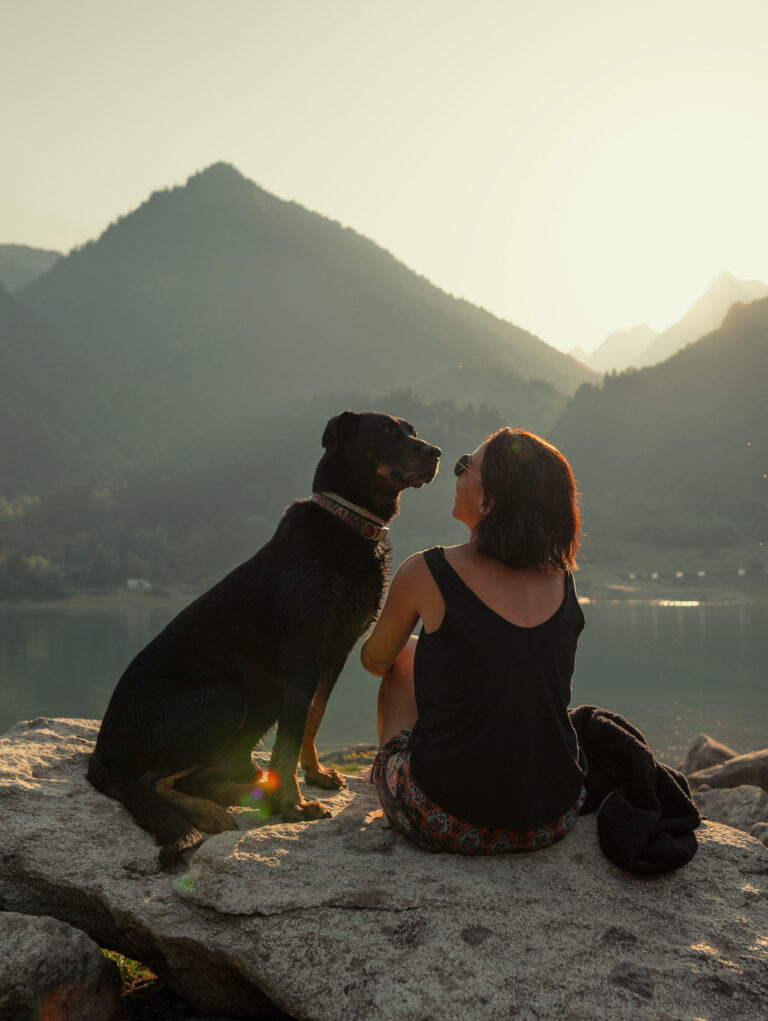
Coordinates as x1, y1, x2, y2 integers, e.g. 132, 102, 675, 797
475, 428, 580, 571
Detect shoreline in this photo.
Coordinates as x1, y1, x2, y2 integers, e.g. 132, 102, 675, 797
0, 587, 201, 614
1, 581, 764, 613
578, 581, 765, 607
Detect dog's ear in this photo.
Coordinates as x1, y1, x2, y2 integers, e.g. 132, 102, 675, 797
322, 411, 359, 451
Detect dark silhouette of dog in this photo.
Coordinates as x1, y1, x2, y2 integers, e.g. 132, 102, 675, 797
88, 411, 440, 866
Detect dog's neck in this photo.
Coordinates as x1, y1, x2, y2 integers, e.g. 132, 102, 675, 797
317, 491, 387, 525
312, 492, 390, 544
311, 474, 401, 524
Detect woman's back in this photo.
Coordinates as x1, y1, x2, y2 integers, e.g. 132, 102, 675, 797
421, 543, 568, 631
408, 546, 585, 832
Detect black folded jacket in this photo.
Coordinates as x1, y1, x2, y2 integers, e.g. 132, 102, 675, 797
569, 704, 701, 875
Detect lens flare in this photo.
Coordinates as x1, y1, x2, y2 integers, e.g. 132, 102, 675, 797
238, 770, 281, 816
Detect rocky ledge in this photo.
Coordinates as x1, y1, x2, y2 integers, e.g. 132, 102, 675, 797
1, 718, 767, 1020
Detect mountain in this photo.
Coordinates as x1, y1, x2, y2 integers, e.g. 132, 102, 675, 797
585, 324, 657, 373
0, 386, 503, 598
0, 283, 68, 492
550, 296, 768, 551
9, 163, 594, 493
635, 271, 768, 368
0, 244, 61, 292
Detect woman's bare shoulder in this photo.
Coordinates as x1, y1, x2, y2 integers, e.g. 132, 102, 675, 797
444, 546, 565, 595
440, 543, 472, 563
392, 549, 434, 583
443, 543, 498, 573
393, 549, 451, 599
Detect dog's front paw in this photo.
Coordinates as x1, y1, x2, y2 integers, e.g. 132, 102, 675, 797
301, 762, 347, 790
281, 799, 332, 822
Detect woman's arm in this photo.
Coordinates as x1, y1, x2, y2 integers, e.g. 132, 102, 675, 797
361, 553, 423, 676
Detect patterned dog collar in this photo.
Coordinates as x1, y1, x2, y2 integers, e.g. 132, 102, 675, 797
312, 492, 390, 544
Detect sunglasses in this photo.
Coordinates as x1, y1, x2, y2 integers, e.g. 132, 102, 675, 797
454, 453, 482, 481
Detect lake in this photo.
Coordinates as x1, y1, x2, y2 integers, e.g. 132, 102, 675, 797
1, 600, 765, 765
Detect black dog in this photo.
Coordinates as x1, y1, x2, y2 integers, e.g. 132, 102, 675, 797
88, 411, 440, 866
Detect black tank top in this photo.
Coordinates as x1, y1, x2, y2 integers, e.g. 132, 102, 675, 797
408, 546, 586, 831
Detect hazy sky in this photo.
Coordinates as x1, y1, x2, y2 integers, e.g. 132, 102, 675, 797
3, 0, 767, 352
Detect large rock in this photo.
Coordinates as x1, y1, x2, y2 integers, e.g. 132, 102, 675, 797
1, 717, 767, 1021
680, 733, 738, 775
0, 910, 121, 1021
694, 785, 768, 836
751, 821, 768, 847
688, 749, 768, 792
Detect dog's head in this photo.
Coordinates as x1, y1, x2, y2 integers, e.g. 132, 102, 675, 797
314, 411, 440, 520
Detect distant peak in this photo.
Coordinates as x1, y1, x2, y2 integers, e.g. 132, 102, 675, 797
184, 163, 258, 198
188, 162, 246, 183
708, 269, 738, 289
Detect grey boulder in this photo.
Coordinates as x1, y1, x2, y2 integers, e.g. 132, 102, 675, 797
694, 784, 768, 837
688, 748, 768, 792
679, 732, 738, 775
1, 717, 767, 1021
750, 821, 768, 846
0, 910, 121, 1021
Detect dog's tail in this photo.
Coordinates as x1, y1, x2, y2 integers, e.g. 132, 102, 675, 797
87, 751, 203, 869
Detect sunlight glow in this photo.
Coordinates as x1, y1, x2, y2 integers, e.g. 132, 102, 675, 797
3, 0, 768, 351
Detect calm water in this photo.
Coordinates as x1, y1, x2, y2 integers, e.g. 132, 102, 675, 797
1, 601, 765, 765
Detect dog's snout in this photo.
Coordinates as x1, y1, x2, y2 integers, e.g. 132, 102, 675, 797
424, 444, 441, 459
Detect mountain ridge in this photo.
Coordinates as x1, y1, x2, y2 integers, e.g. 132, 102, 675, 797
23, 163, 588, 386
0, 243, 62, 293
635, 270, 768, 368
551, 294, 768, 551
584, 323, 658, 374
580, 271, 768, 375
9, 162, 594, 490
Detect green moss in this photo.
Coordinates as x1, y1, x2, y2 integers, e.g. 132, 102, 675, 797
318, 745, 377, 774
102, 949, 156, 994
101, 949, 195, 1018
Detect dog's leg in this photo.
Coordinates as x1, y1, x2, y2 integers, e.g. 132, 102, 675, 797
270, 659, 332, 822
300, 669, 346, 791
174, 712, 276, 807
91, 669, 254, 867
153, 770, 239, 834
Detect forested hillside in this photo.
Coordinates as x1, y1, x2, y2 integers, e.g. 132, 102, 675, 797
551, 297, 768, 553
0, 391, 501, 598
7, 163, 590, 496
0, 244, 61, 292
7, 162, 763, 599
0, 163, 597, 598
0, 284, 66, 493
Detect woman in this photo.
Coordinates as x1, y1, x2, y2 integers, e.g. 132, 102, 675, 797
360, 427, 587, 854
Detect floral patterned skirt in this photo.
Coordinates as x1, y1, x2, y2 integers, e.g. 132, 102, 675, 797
372, 729, 586, 855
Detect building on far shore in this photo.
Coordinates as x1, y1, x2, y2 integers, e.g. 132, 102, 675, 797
125, 578, 152, 592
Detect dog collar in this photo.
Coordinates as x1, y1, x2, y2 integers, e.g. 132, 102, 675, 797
312, 492, 390, 543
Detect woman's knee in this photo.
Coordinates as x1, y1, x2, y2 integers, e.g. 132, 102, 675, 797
378, 666, 410, 707
382, 636, 417, 690
377, 636, 418, 744
394, 634, 418, 673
